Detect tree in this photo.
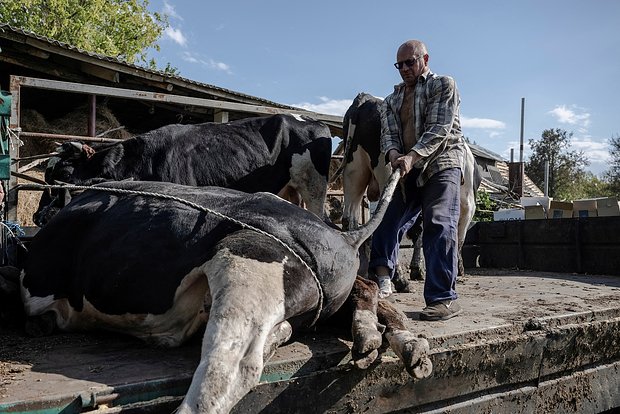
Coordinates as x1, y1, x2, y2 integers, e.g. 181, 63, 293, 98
604, 134, 620, 197
0, 0, 168, 67
525, 128, 589, 200
561, 171, 612, 201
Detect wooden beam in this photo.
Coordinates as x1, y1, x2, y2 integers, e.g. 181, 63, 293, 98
0, 54, 86, 83
79, 62, 120, 83
12, 76, 344, 124
12, 42, 51, 59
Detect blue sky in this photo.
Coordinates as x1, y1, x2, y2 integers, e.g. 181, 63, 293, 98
146, 0, 620, 176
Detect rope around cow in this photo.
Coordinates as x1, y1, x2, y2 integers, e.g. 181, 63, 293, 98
27, 183, 326, 328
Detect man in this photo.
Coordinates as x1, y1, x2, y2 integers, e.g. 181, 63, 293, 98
370, 39, 465, 321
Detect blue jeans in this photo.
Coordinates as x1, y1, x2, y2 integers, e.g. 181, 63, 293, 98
369, 167, 461, 305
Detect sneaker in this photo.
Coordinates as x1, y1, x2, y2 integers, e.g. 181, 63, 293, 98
419, 300, 462, 321
376, 275, 392, 299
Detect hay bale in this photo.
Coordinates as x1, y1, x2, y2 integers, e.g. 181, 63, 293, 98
20, 104, 132, 157
15, 104, 132, 226
15, 170, 45, 227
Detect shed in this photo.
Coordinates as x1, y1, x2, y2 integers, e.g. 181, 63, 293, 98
0, 24, 343, 228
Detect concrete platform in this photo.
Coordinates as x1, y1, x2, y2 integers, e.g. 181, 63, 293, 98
2, 268, 620, 413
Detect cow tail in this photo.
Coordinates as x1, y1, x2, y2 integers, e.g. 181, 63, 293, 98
341, 169, 400, 249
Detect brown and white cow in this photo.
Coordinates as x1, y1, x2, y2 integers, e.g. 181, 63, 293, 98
339, 92, 482, 281
6, 175, 431, 413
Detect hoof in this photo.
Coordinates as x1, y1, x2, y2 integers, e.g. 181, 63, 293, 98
411, 356, 433, 379
352, 310, 385, 354
352, 349, 379, 369
386, 330, 432, 379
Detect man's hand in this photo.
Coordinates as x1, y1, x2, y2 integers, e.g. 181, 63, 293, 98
388, 150, 421, 177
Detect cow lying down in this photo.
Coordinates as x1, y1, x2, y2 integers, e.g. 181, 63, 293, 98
13, 178, 431, 413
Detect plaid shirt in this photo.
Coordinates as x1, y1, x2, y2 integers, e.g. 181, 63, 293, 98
380, 70, 466, 187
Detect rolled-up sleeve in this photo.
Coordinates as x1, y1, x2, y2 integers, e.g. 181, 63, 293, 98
380, 98, 401, 154
412, 76, 459, 158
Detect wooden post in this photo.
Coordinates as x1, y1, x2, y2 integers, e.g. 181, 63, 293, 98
7, 76, 21, 222
88, 95, 96, 137
214, 110, 228, 123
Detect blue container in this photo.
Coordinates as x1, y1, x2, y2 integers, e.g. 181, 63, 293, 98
0, 91, 11, 116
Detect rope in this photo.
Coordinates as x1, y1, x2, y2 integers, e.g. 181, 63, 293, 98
0, 221, 28, 253
31, 183, 326, 327
6, 126, 23, 151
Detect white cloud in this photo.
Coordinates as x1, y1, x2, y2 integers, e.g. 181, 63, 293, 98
163, 1, 183, 21
181, 52, 231, 74
207, 59, 231, 73
181, 51, 198, 63
290, 97, 352, 116
570, 137, 609, 164
164, 26, 187, 46
461, 117, 506, 130
548, 105, 591, 128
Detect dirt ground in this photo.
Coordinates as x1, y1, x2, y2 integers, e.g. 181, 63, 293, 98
2, 268, 620, 406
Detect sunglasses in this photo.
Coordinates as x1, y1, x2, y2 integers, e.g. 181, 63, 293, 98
394, 55, 422, 70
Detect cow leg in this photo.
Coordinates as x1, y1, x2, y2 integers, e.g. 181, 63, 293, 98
409, 232, 426, 281
288, 150, 328, 218
404, 216, 426, 281
457, 243, 465, 278
349, 276, 386, 369
342, 151, 372, 230
456, 144, 478, 278
377, 300, 432, 379
177, 238, 299, 414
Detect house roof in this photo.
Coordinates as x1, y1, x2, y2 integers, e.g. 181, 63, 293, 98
479, 161, 544, 207
468, 142, 505, 162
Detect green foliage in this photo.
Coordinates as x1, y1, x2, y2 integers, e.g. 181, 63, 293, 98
603, 134, 620, 198
473, 190, 496, 222
554, 171, 613, 201
525, 128, 589, 199
148, 59, 180, 76
0, 0, 168, 66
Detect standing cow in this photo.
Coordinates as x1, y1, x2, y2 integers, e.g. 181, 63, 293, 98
340, 92, 481, 282
34, 114, 332, 226
7, 174, 431, 413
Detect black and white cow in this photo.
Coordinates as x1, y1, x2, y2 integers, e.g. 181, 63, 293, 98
33, 114, 332, 226
12, 176, 431, 413
340, 92, 482, 280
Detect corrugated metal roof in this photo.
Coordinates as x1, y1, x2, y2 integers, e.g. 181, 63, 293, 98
0, 23, 301, 110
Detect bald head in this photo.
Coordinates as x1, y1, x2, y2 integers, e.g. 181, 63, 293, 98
397, 40, 428, 58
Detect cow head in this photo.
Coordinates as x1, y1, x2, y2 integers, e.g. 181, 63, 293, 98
33, 142, 95, 227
